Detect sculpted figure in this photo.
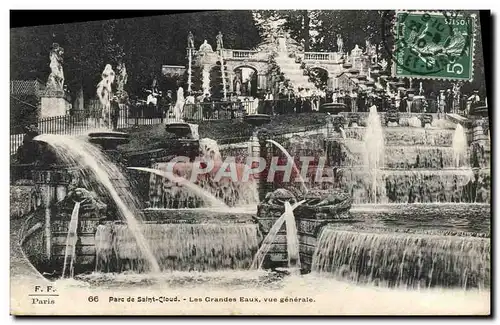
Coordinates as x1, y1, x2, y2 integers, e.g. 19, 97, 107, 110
55, 187, 107, 216
336, 34, 344, 54
187, 31, 195, 49
234, 75, 242, 96
46, 43, 65, 91
96, 64, 115, 128
115, 62, 128, 103
216, 31, 224, 51
173, 86, 185, 120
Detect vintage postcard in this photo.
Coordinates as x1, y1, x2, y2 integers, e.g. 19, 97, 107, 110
10, 9, 491, 316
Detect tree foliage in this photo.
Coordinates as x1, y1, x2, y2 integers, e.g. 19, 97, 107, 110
11, 11, 260, 102
11, 10, 488, 106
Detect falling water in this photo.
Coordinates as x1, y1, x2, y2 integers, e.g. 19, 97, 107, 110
339, 127, 347, 140
267, 139, 309, 194
34, 134, 160, 273
250, 200, 305, 270
129, 167, 228, 208
219, 53, 228, 100
61, 201, 80, 278
187, 48, 193, 93
284, 201, 301, 273
188, 123, 200, 140
149, 137, 258, 208
452, 124, 468, 168
202, 68, 210, 96
95, 222, 259, 272
408, 116, 422, 128
199, 138, 222, 161
363, 106, 386, 203
311, 227, 490, 289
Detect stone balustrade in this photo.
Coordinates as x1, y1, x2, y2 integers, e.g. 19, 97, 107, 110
226, 49, 259, 59
303, 52, 340, 62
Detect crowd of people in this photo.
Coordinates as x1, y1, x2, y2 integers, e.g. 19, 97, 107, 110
126, 82, 485, 123
332, 88, 485, 115
260, 87, 327, 115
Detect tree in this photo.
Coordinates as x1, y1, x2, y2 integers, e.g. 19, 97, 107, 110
254, 10, 315, 52
314, 10, 385, 53
10, 10, 261, 105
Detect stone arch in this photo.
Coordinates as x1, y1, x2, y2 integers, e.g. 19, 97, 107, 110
232, 64, 259, 97
232, 63, 261, 75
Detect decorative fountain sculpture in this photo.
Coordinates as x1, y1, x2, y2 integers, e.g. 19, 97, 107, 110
96, 64, 116, 129
385, 108, 400, 126
46, 43, 65, 92
255, 186, 353, 272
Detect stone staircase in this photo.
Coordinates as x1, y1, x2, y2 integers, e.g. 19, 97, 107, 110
275, 54, 317, 92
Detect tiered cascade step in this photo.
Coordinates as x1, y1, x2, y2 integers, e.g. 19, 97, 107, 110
324, 126, 489, 204
275, 55, 317, 91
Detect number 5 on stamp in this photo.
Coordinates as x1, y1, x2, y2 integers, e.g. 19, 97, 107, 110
393, 11, 476, 81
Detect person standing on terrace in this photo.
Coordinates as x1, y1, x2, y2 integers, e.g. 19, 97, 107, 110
264, 90, 274, 115
468, 90, 481, 110
438, 90, 446, 117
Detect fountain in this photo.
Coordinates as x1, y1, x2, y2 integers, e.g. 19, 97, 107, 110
243, 113, 271, 127
13, 90, 490, 300
128, 167, 228, 208
267, 139, 308, 195
319, 102, 349, 114
363, 105, 385, 203
88, 131, 130, 151
61, 201, 80, 278
283, 201, 301, 272
202, 67, 210, 96
33, 134, 160, 273
452, 124, 468, 168
219, 53, 228, 101
165, 122, 194, 138
187, 46, 193, 93
144, 134, 259, 209
13, 110, 490, 302
251, 198, 305, 272
312, 227, 490, 288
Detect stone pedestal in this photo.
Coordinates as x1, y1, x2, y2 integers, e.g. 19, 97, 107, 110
40, 91, 71, 118
255, 188, 352, 272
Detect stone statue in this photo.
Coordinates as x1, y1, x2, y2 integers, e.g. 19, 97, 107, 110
46, 43, 65, 91
352, 44, 362, 57
115, 62, 128, 102
173, 86, 185, 120
247, 79, 252, 96
199, 40, 213, 54
187, 31, 195, 49
96, 64, 115, 128
380, 58, 388, 71
147, 78, 159, 106
216, 31, 224, 51
234, 76, 242, 96
365, 40, 371, 54
336, 34, 344, 54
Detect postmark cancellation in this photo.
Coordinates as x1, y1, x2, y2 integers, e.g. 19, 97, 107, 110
391, 11, 476, 81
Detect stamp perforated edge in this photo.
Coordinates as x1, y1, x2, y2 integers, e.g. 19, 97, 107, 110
389, 10, 477, 82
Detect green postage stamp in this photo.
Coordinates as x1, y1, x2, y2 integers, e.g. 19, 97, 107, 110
393, 11, 476, 80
